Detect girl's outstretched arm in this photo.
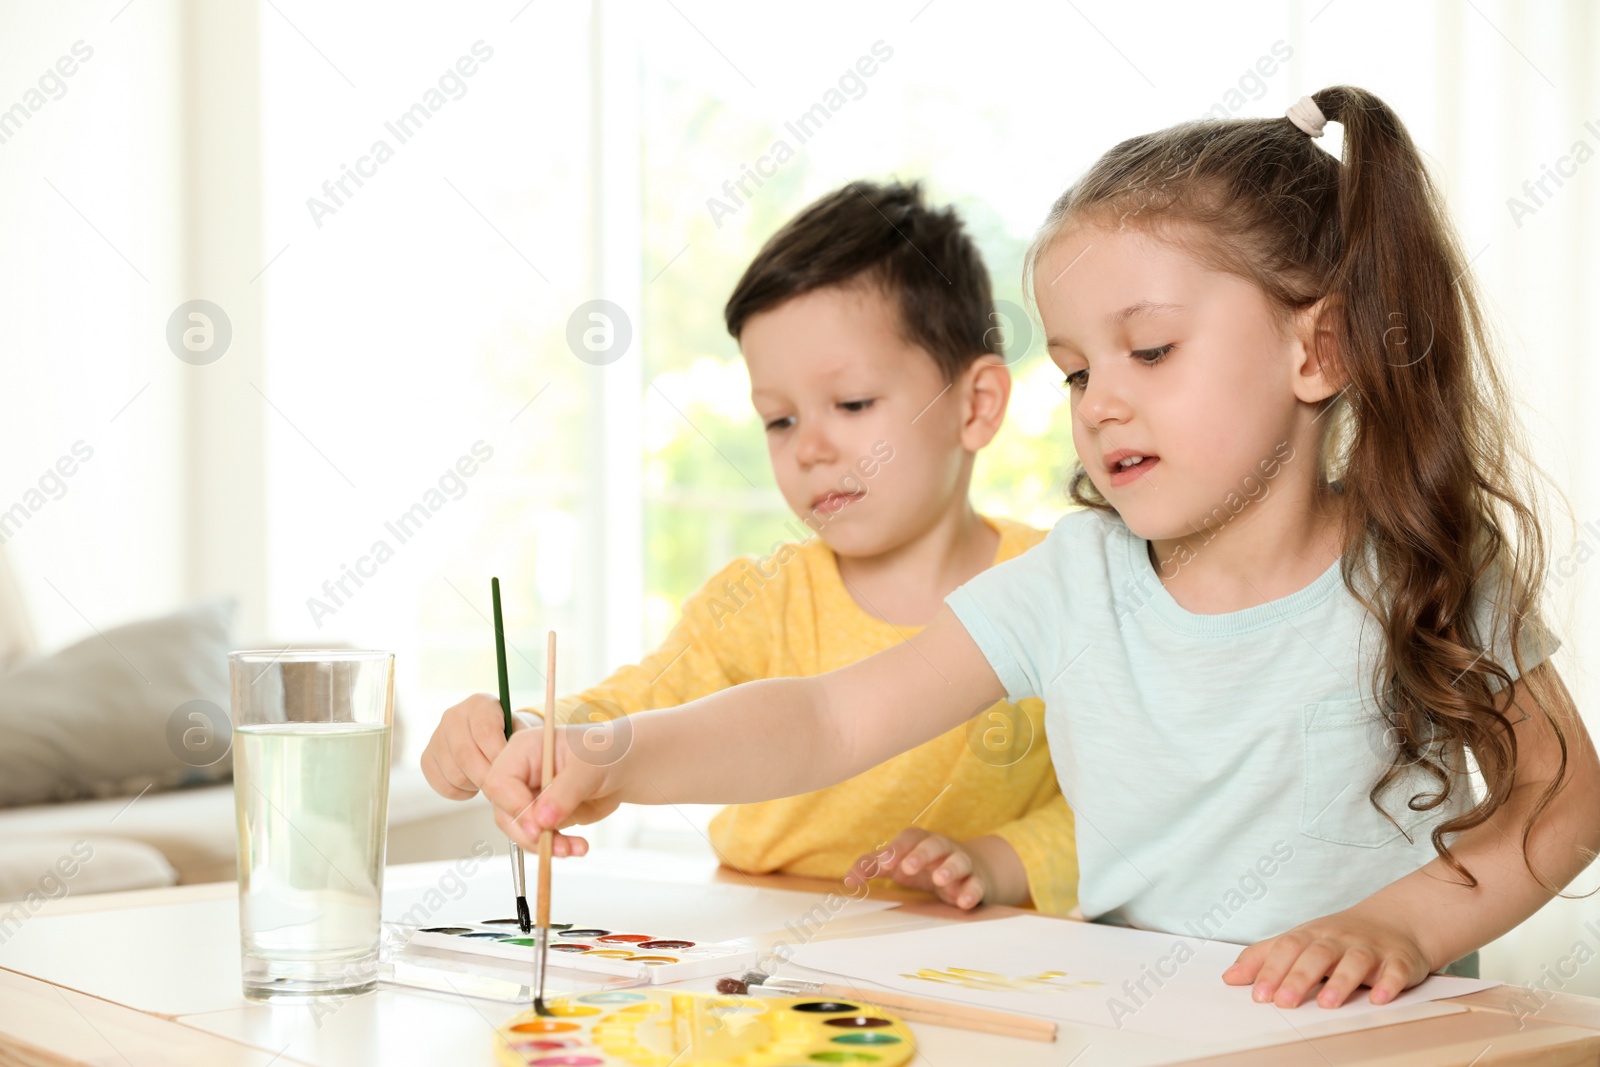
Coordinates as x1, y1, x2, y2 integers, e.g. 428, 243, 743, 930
1227, 662, 1600, 1009
482, 606, 1006, 851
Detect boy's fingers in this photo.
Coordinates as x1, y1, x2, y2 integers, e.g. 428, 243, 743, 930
845, 837, 902, 886
899, 833, 952, 876
842, 852, 879, 888
878, 828, 926, 870
952, 874, 985, 909
444, 728, 496, 793
464, 703, 512, 786
931, 849, 973, 888
421, 748, 478, 799
931, 870, 984, 909
442, 769, 479, 799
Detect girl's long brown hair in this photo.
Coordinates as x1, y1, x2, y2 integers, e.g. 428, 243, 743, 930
1030, 85, 1573, 889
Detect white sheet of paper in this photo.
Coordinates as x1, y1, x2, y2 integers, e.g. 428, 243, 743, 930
784, 915, 1498, 1046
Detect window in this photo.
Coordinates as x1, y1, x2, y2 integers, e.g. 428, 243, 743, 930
258, 5, 616, 733
6, 2, 1594, 882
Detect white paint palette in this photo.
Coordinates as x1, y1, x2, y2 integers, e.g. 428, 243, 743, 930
400, 918, 760, 984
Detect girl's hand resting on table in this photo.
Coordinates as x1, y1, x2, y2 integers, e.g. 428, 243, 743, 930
845, 829, 993, 910
480, 723, 625, 858
1223, 905, 1433, 1008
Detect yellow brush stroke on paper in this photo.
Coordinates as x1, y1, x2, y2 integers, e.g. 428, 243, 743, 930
900, 967, 1104, 993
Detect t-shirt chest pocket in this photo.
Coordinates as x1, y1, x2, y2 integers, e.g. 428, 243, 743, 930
1301, 697, 1437, 848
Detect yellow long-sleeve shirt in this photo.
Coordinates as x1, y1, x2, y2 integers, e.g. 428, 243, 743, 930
553, 516, 1078, 915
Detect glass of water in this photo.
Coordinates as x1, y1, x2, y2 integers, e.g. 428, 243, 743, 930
229, 650, 394, 999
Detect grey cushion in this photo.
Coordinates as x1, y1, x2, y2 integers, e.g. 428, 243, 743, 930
0, 836, 177, 902
0, 599, 235, 807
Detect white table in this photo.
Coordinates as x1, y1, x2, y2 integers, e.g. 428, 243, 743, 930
2, 851, 1598, 1066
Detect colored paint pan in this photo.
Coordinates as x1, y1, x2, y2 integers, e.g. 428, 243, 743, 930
577, 992, 646, 1004
506, 1039, 579, 1052
399, 921, 758, 984
831, 1031, 905, 1045
791, 1001, 860, 1013
509, 1020, 581, 1034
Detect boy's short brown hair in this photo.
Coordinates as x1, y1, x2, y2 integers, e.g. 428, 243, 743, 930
724, 180, 1000, 381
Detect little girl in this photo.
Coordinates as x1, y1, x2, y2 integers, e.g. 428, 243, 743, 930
484, 85, 1600, 1010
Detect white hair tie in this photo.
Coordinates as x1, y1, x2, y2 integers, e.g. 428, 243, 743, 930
1286, 95, 1327, 138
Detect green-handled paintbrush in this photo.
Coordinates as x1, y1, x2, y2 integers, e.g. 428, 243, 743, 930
490, 578, 531, 937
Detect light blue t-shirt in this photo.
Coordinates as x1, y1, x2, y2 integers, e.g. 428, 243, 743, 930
946, 507, 1556, 945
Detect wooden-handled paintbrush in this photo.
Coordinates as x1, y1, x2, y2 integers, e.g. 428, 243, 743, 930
490, 578, 531, 936
532, 630, 558, 1016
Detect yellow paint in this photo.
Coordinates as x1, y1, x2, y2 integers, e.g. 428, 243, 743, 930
900, 967, 1104, 993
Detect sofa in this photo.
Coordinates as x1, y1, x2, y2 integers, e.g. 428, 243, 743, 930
0, 548, 498, 901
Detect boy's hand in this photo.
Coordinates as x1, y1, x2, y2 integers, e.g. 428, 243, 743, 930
846, 828, 992, 909
481, 723, 623, 857
421, 693, 527, 800
1222, 906, 1433, 1008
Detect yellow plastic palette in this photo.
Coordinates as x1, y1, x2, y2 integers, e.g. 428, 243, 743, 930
494, 990, 915, 1066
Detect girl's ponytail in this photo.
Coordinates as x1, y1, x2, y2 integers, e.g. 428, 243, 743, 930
1310, 85, 1567, 888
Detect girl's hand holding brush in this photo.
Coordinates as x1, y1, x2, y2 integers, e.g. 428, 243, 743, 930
482, 722, 624, 855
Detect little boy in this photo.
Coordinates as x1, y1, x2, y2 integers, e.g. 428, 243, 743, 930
421, 180, 1076, 913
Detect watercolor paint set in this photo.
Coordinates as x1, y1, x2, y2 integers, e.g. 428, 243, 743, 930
494, 989, 914, 1066
397, 917, 761, 984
